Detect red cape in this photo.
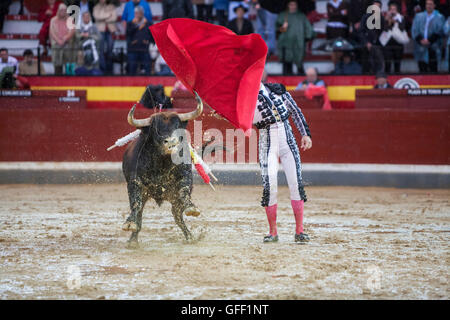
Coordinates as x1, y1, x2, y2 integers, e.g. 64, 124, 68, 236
149, 18, 268, 135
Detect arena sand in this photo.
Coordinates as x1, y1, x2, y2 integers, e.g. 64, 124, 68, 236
0, 184, 448, 299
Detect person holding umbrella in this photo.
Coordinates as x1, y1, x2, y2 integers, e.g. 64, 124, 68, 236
276, 0, 315, 75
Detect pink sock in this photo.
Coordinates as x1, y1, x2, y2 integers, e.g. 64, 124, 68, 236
291, 200, 304, 234
265, 204, 278, 236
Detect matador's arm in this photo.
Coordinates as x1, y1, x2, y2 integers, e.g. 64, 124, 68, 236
283, 91, 311, 138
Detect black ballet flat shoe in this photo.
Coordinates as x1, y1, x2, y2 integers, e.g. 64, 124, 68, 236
263, 235, 279, 243
295, 233, 310, 243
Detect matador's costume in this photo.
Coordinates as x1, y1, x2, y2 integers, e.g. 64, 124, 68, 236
253, 82, 311, 243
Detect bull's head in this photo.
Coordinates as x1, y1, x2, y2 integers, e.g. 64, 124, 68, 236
127, 91, 203, 155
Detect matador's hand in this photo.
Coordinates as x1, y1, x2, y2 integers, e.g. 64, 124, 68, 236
300, 136, 312, 151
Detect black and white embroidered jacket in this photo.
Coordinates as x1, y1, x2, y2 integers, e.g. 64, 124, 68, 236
253, 83, 311, 137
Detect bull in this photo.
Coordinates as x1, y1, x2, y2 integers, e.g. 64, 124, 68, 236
121, 92, 203, 247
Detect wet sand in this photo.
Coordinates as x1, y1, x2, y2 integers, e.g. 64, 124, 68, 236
0, 184, 448, 299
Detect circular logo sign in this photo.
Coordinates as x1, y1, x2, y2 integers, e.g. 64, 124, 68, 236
393, 78, 420, 89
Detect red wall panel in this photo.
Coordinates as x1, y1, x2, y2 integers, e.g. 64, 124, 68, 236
0, 109, 450, 164
0, 109, 448, 164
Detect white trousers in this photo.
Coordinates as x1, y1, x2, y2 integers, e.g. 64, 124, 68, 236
258, 121, 306, 207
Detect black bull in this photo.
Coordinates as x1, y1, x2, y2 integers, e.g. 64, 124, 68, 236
121, 92, 203, 246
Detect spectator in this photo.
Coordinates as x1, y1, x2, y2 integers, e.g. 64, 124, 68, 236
162, 0, 194, 20
149, 43, 172, 75
93, 0, 117, 75
358, 0, 385, 74
38, 0, 62, 57
228, 1, 249, 21
154, 55, 172, 75
71, 0, 95, 27
276, 0, 315, 75
445, 17, 450, 72
141, 85, 173, 109
193, 0, 214, 23
254, 0, 277, 56
50, 3, 76, 75
0, 48, 30, 89
295, 67, 326, 90
347, 0, 368, 66
0, 48, 18, 88
381, 1, 407, 74
411, 0, 445, 72
75, 11, 101, 75
19, 49, 46, 75
122, 0, 152, 30
373, 71, 392, 88
227, 4, 254, 35
334, 51, 362, 74
214, 0, 229, 26
126, 6, 152, 75
326, 0, 350, 40
326, 0, 350, 64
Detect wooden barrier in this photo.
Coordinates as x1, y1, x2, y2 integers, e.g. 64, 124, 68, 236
24, 74, 450, 109
355, 89, 450, 109
0, 108, 448, 164
288, 90, 324, 109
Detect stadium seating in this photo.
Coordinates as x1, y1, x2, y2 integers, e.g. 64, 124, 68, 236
0, 0, 420, 74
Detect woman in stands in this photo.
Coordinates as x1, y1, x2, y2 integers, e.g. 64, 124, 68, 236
93, 0, 117, 75
382, 1, 407, 74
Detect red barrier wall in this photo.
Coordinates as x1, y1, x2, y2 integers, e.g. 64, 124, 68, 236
1, 109, 449, 164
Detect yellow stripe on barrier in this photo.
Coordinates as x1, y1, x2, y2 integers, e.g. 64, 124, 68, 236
33, 84, 450, 102
31, 86, 146, 102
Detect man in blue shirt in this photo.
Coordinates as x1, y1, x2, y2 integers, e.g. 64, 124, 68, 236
412, 0, 445, 72
295, 67, 326, 90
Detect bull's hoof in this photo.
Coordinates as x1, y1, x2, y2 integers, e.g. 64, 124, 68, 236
184, 206, 200, 217
126, 240, 139, 249
183, 233, 195, 243
122, 221, 138, 232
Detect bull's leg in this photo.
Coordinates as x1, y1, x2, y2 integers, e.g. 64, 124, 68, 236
127, 208, 143, 246
122, 180, 147, 245
171, 199, 193, 241
178, 185, 200, 217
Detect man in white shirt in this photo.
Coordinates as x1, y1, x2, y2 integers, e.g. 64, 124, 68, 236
0, 48, 20, 88
0, 48, 19, 74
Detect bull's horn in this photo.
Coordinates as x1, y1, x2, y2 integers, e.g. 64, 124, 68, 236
127, 103, 152, 127
178, 91, 203, 122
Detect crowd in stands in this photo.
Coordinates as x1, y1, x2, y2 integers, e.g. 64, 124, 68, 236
327, 0, 450, 75
0, 0, 449, 80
